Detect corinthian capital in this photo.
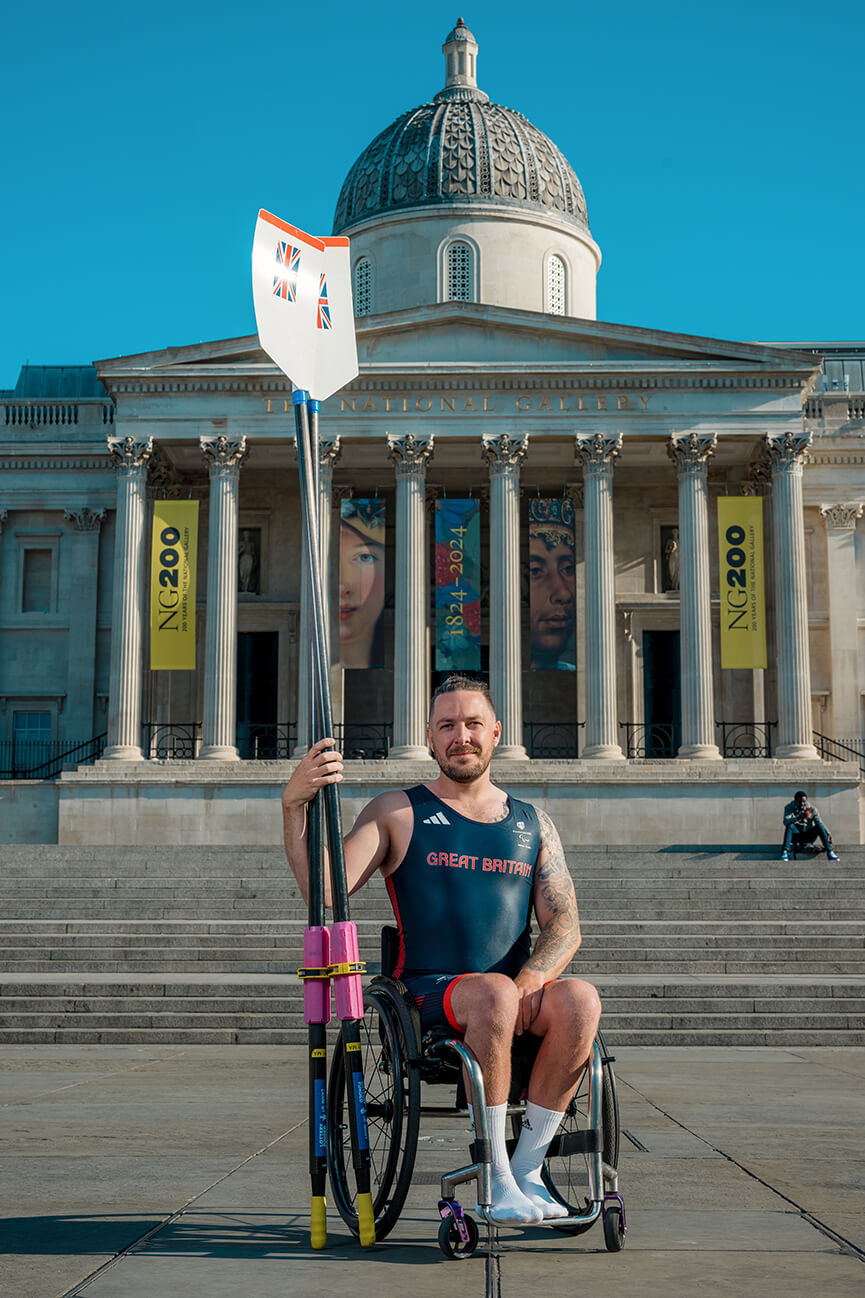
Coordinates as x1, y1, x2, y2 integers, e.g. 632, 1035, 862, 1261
386, 432, 434, 476
200, 435, 249, 473
64, 507, 106, 533
820, 501, 864, 531
667, 432, 717, 476
108, 435, 153, 472
481, 432, 528, 474
575, 431, 622, 475
320, 436, 341, 469
765, 430, 811, 473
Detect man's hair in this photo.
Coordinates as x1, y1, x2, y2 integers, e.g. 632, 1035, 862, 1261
428, 675, 496, 723
794, 790, 808, 800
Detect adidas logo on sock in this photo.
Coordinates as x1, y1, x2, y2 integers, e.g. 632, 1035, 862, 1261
422, 811, 450, 825
521, 1117, 533, 1130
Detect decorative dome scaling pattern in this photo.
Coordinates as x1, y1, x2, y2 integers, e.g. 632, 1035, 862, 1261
333, 96, 590, 234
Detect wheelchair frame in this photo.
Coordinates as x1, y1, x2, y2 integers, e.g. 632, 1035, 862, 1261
326, 972, 626, 1258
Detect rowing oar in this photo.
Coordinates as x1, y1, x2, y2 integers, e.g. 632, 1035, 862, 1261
300, 396, 329, 1249
294, 388, 375, 1248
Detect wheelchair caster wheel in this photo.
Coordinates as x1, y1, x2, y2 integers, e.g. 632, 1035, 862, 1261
438, 1213, 479, 1259
602, 1203, 625, 1252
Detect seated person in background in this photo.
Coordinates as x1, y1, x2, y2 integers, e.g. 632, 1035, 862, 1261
781, 791, 839, 861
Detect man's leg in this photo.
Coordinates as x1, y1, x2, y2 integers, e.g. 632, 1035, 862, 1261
812, 819, 836, 855
510, 979, 602, 1219
448, 973, 542, 1225
781, 822, 795, 857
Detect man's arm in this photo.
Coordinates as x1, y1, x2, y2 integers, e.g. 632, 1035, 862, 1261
783, 802, 801, 827
514, 808, 582, 1033
281, 738, 393, 907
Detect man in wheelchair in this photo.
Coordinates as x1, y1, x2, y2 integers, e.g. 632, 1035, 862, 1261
283, 674, 602, 1227
781, 790, 840, 862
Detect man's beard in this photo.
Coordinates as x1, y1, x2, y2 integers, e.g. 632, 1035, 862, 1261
433, 744, 493, 783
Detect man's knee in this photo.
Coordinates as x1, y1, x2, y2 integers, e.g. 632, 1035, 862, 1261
451, 972, 519, 1034
539, 978, 602, 1037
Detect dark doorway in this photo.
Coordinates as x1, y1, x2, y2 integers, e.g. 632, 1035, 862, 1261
642, 630, 681, 757
237, 631, 279, 758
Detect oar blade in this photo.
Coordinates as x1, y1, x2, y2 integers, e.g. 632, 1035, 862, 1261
251, 209, 324, 389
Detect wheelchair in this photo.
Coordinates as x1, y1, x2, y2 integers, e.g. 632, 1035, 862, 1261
326, 928, 625, 1259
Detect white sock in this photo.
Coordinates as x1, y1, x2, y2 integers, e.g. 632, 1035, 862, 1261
510, 1101, 570, 1219
469, 1102, 542, 1225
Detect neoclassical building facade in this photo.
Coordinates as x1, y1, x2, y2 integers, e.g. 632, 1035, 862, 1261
1, 21, 863, 844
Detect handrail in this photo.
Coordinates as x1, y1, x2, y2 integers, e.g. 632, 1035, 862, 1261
0, 733, 107, 780
813, 731, 865, 776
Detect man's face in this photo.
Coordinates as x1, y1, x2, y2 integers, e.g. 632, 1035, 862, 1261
529, 525, 575, 662
795, 794, 807, 809
427, 690, 501, 783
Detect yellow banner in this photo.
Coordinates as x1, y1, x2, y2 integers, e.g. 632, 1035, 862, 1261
718, 496, 766, 669
150, 501, 198, 670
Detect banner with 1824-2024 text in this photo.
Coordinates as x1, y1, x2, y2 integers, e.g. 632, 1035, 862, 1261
717, 496, 766, 669
150, 501, 199, 670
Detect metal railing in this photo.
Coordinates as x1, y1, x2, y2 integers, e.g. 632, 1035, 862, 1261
716, 721, 776, 758
0, 733, 106, 780
619, 722, 681, 759
524, 722, 584, 759
334, 722, 392, 760
237, 722, 297, 760
142, 721, 202, 759
813, 731, 865, 776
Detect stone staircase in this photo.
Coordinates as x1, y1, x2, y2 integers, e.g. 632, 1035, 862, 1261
0, 845, 863, 1046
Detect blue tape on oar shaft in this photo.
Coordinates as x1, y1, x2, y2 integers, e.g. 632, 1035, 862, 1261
307, 398, 320, 413
314, 1078, 327, 1157
352, 1072, 370, 1150
293, 389, 308, 405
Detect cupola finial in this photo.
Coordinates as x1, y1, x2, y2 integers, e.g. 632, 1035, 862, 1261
436, 18, 489, 104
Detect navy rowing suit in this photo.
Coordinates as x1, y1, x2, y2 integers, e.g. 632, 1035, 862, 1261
385, 784, 543, 1031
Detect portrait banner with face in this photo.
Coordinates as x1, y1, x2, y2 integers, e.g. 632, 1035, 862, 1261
435, 498, 481, 671
339, 498, 386, 669
529, 498, 576, 670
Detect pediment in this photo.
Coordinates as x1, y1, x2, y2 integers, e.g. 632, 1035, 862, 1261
95, 305, 819, 390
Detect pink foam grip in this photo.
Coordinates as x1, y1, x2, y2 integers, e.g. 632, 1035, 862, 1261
303, 926, 331, 1025
331, 921, 364, 1020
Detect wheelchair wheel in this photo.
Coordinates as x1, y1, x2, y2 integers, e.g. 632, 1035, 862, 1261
327, 981, 421, 1241
513, 1029, 619, 1235
438, 1212, 479, 1259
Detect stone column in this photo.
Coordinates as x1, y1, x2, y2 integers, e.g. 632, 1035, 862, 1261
63, 508, 106, 741
296, 437, 340, 754
482, 433, 528, 759
199, 435, 248, 760
820, 501, 864, 739
763, 433, 820, 758
387, 433, 434, 760
104, 436, 152, 759
668, 433, 721, 759
766, 432, 818, 758
575, 432, 625, 759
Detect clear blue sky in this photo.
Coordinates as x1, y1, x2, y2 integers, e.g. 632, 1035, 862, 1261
2, 0, 863, 390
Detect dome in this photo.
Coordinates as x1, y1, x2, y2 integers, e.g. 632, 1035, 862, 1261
333, 21, 590, 236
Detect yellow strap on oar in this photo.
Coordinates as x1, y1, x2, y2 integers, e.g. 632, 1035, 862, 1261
356, 1192, 376, 1248
310, 1195, 327, 1250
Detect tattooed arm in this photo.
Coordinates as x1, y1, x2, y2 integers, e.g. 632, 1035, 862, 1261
513, 807, 581, 1032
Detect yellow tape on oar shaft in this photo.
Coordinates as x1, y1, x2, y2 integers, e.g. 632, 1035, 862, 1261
357, 1192, 376, 1247
310, 1195, 327, 1249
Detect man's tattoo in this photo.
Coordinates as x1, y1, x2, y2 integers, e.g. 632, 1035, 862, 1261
527, 808, 580, 973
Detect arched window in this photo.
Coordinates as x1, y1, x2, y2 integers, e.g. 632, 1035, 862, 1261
545, 255, 566, 316
446, 241, 474, 302
353, 257, 373, 316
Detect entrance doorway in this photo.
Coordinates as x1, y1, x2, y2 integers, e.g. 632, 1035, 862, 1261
236, 631, 279, 758
642, 630, 681, 757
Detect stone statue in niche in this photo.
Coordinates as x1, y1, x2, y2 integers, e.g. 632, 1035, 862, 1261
238, 528, 261, 594
661, 525, 680, 592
